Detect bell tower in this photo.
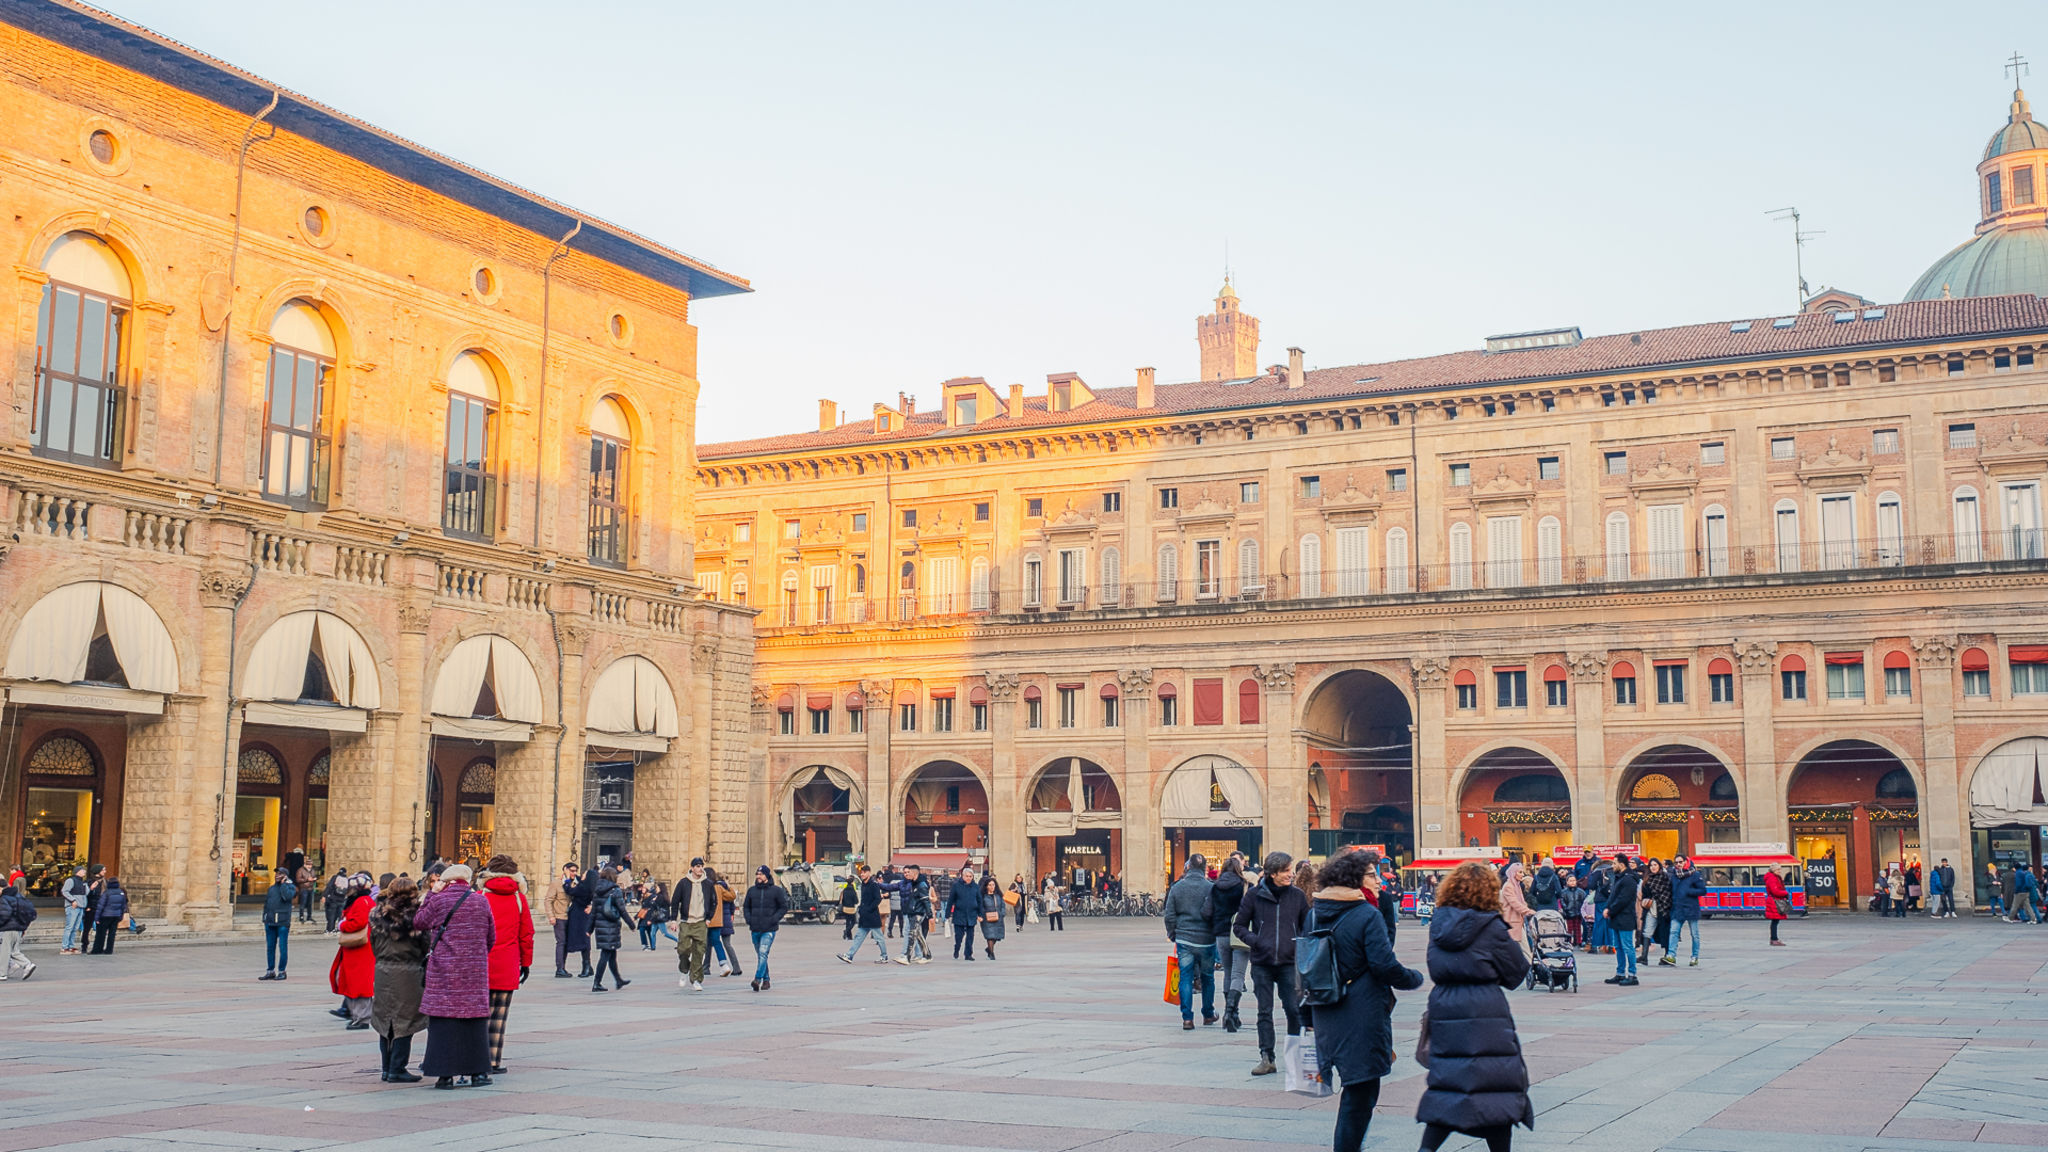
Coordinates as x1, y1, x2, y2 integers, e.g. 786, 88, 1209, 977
1196, 278, 1260, 381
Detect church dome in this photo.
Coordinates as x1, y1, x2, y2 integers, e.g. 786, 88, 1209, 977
1905, 222, 2048, 300
1986, 89, 2048, 158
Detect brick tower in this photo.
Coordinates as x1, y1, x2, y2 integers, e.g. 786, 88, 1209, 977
1197, 278, 1260, 381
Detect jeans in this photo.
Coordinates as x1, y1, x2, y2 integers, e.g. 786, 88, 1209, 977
1176, 941, 1216, 1021
1249, 960, 1300, 1056
1612, 929, 1636, 977
1891, 895, 1907, 918
887, 911, 903, 938
298, 885, 315, 922
62, 906, 85, 951
264, 921, 290, 972
593, 948, 623, 987
846, 925, 888, 961
1671, 916, 1701, 960
1224, 946, 1250, 998
709, 929, 729, 969
903, 918, 928, 960
1332, 1077, 1382, 1152
675, 921, 709, 982
1938, 891, 1956, 916
751, 929, 776, 979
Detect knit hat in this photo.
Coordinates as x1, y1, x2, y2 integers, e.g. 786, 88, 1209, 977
757, 865, 773, 881
441, 864, 473, 884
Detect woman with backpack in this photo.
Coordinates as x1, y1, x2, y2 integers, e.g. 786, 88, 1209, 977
1414, 861, 1534, 1152
1301, 849, 1423, 1152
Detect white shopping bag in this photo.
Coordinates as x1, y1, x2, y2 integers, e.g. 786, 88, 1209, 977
1026, 903, 1040, 924
1283, 1032, 1331, 1097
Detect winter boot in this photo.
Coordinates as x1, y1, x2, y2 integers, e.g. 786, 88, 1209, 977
1251, 1052, 1277, 1076
1222, 992, 1242, 1033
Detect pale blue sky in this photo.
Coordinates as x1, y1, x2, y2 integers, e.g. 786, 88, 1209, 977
104, 1, 2046, 443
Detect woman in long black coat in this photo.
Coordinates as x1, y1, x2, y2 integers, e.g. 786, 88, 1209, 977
1303, 850, 1423, 1152
1416, 862, 1533, 1152
562, 869, 595, 979
587, 867, 629, 992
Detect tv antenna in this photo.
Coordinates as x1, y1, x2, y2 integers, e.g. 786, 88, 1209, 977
1766, 207, 1823, 312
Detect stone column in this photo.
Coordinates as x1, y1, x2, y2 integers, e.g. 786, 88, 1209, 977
691, 633, 739, 882
325, 724, 387, 870
1411, 658, 1452, 853
1257, 663, 1303, 860
1114, 669, 1153, 891
122, 695, 211, 925
689, 641, 723, 864
1913, 635, 1967, 908
1566, 651, 1612, 844
861, 678, 891, 865
1734, 640, 1782, 845
986, 672, 1024, 880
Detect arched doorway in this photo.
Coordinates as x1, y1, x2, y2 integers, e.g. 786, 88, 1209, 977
1787, 740, 1920, 909
1618, 745, 1740, 860
780, 765, 864, 864
900, 760, 986, 854
15, 733, 110, 897
1160, 755, 1262, 888
1025, 758, 1122, 889
1300, 670, 1414, 860
1967, 736, 2048, 907
1458, 748, 1573, 862
233, 746, 287, 899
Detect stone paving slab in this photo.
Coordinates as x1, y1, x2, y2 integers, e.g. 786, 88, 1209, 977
3, 912, 2045, 1149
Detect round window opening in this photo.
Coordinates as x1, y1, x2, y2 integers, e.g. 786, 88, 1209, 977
609, 313, 628, 341
303, 205, 329, 239
473, 266, 497, 298
87, 129, 117, 166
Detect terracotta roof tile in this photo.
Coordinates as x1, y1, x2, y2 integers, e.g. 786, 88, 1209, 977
699, 296, 2048, 460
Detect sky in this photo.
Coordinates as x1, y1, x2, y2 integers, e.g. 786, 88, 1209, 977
99, 1, 2048, 444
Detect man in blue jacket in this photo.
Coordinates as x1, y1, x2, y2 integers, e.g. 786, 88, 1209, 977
1666, 856, 1707, 967
941, 865, 985, 961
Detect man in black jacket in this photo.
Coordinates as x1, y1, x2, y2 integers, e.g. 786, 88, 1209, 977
1233, 851, 1308, 1075
1603, 858, 1642, 986
740, 866, 789, 990
0, 884, 37, 981
672, 858, 720, 990
883, 864, 933, 964
942, 865, 985, 961
838, 864, 890, 964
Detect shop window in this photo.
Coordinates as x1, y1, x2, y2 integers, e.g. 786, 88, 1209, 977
1781, 654, 1808, 701
1962, 647, 1991, 697
1495, 668, 1528, 708
1825, 655, 1865, 700
1544, 666, 1568, 707
1655, 663, 1685, 704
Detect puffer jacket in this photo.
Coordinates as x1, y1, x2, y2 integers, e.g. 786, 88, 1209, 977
1415, 906, 1534, 1132
96, 883, 130, 920
1671, 868, 1707, 920
1605, 870, 1641, 931
261, 877, 297, 926
742, 880, 789, 932
588, 877, 628, 951
1208, 870, 1247, 943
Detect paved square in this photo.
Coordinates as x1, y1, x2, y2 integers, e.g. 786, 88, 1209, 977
2, 913, 2045, 1151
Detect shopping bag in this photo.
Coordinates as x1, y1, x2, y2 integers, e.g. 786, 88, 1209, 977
1026, 903, 1040, 924
1163, 950, 1181, 1005
1284, 1032, 1331, 1097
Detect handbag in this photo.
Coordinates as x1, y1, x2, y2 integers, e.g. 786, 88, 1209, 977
419, 885, 476, 989
1283, 1032, 1331, 1097
1771, 896, 1792, 917
1414, 1009, 1433, 1067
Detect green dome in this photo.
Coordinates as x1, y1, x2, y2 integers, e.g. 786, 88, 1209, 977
1985, 113, 2048, 158
1905, 222, 2048, 301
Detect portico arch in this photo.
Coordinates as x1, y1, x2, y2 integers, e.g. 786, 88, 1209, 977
1299, 668, 1414, 861
898, 759, 988, 856
1159, 754, 1263, 888
1454, 746, 1573, 861
1965, 736, 2048, 907
1617, 743, 1739, 860
778, 764, 864, 864
1786, 738, 1923, 909
1024, 757, 1122, 887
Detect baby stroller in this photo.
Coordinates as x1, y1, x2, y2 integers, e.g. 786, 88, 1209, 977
1523, 909, 1578, 992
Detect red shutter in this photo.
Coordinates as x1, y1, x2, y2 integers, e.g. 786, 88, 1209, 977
775, 692, 794, 712
1023, 684, 1043, 701
1493, 665, 1527, 673
1882, 651, 1911, 670
1238, 679, 1261, 724
968, 685, 989, 705
844, 690, 864, 710
1192, 678, 1225, 725
1707, 658, 1733, 676
1780, 654, 1806, 673
1611, 661, 1637, 679
1653, 659, 1687, 668
1543, 665, 1567, 683
1453, 669, 1477, 686
1961, 647, 1991, 671
1156, 682, 1178, 699
1824, 652, 1863, 666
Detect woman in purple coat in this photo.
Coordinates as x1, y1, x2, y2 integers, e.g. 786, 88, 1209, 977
412, 864, 497, 1088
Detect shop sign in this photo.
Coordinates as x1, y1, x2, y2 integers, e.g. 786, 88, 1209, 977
1163, 817, 1258, 828
231, 839, 249, 870
1695, 842, 1788, 857
1804, 856, 1838, 896
1552, 844, 1635, 861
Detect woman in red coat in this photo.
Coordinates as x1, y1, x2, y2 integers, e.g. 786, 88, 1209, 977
479, 855, 535, 1075
1763, 867, 1791, 947
328, 874, 376, 1028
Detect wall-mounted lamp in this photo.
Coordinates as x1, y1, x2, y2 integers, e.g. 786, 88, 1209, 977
390, 531, 411, 545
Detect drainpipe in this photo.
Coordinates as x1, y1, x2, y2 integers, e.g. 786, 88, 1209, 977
210, 90, 280, 485
532, 220, 583, 548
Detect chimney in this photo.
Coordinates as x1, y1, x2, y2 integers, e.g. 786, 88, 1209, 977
1136, 366, 1155, 409
899, 391, 916, 415
818, 399, 838, 431
1008, 383, 1025, 417
1287, 347, 1305, 390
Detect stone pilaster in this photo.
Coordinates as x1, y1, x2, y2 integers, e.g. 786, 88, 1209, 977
324, 724, 386, 872
1256, 663, 1303, 860
121, 695, 210, 923
394, 598, 433, 870
492, 732, 560, 878
554, 621, 590, 877
1913, 635, 1967, 908
860, 677, 891, 865
705, 634, 753, 877
1113, 668, 1153, 889
1411, 657, 1452, 853
986, 671, 1024, 881
1734, 640, 1781, 845
1566, 650, 1612, 844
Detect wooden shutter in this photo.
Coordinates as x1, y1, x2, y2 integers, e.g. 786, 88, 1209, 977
1486, 515, 1521, 587
1299, 533, 1322, 597
1536, 516, 1562, 584
1335, 527, 1370, 595
1449, 523, 1472, 590
1648, 504, 1685, 578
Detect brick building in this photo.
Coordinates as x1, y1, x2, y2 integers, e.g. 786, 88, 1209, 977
694, 82, 2048, 909
0, 0, 754, 926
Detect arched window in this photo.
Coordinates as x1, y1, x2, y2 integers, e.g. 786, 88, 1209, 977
1875, 492, 1904, 566
1238, 678, 1262, 724
443, 351, 498, 539
1100, 546, 1121, 604
1238, 539, 1261, 595
1385, 527, 1411, 593
1773, 498, 1801, 572
852, 563, 867, 595
263, 301, 337, 508
1299, 533, 1322, 597
35, 232, 131, 467
588, 397, 631, 565
1536, 516, 1562, 585
1604, 512, 1630, 580
1156, 542, 1178, 601
1448, 522, 1472, 589
970, 556, 991, 610
1702, 504, 1729, 576
1954, 486, 1982, 561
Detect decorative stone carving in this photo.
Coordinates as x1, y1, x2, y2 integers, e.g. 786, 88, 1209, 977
860, 677, 893, 708
1470, 463, 1536, 512
1254, 662, 1296, 690
1117, 667, 1154, 696
750, 684, 773, 711
1411, 657, 1451, 689
397, 600, 433, 634
1978, 420, 2048, 475
694, 634, 722, 662
1911, 635, 1958, 668
1629, 449, 1699, 495
1733, 640, 1778, 673
198, 565, 251, 608
1797, 435, 1871, 486
1564, 651, 1610, 682
555, 620, 591, 655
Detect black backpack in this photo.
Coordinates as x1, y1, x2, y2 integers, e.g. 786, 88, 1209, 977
1530, 872, 1559, 907
1295, 901, 1359, 1006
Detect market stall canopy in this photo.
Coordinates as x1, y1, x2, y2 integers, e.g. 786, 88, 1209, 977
1160, 755, 1262, 825
4, 582, 177, 711
430, 634, 542, 741
584, 655, 678, 751
1970, 737, 2048, 827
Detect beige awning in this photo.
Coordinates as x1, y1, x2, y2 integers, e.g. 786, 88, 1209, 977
4, 582, 178, 694
243, 611, 381, 709
1160, 756, 1263, 825
6, 682, 164, 715
584, 731, 668, 754
243, 700, 368, 733
584, 655, 679, 739
431, 715, 533, 742
431, 635, 543, 726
